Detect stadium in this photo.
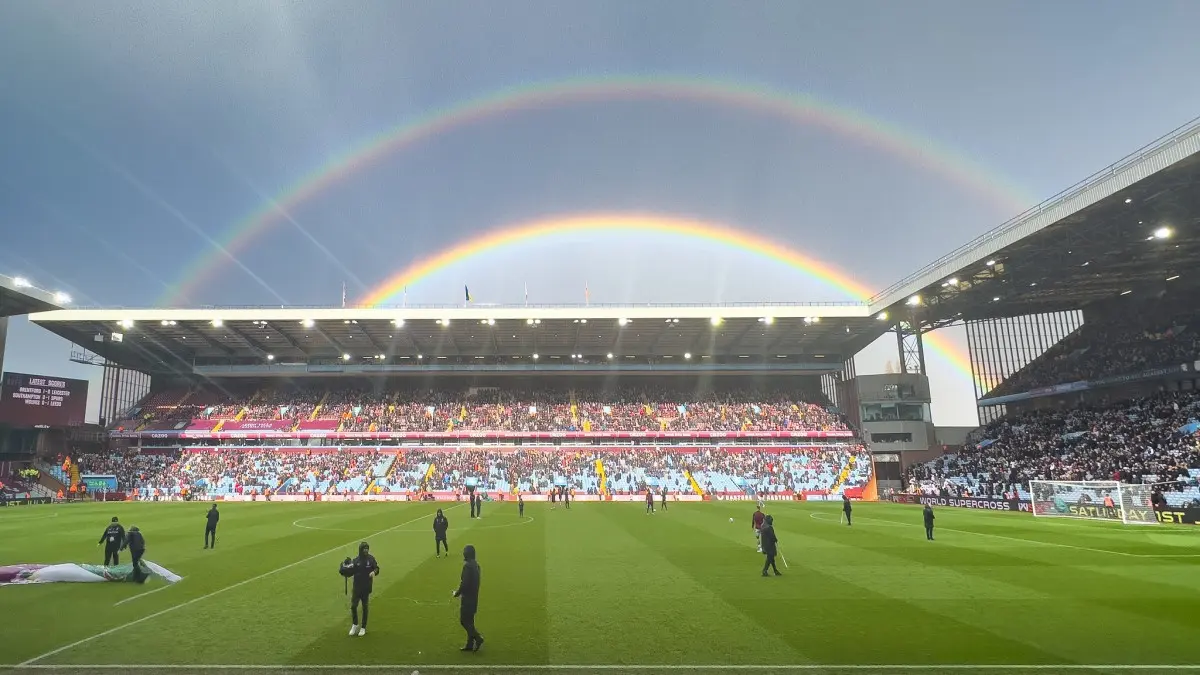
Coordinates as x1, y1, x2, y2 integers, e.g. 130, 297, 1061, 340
1, 114, 1199, 674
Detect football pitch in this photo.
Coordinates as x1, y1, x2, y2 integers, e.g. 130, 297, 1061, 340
2, 500, 1199, 675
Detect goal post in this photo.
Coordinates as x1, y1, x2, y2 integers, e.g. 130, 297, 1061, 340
1029, 480, 1159, 525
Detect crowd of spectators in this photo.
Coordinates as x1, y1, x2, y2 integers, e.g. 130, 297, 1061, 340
119, 383, 851, 434
906, 390, 1200, 502
990, 302, 1200, 397
64, 445, 868, 499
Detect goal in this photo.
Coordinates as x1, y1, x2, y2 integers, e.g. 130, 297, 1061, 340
1029, 480, 1158, 525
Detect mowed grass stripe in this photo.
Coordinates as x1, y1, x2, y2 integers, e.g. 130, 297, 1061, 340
561, 504, 807, 665
783, 503, 1200, 664
640, 503, 1058, 665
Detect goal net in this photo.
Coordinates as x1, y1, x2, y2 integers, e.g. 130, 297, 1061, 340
1029, 480, 1158, 525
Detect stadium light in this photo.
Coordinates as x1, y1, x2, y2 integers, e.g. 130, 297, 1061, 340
1124, 198, 1133, 204
579, 319, 587, 324
684, 352, 692, 359
618, 318, 629, 326
343, 353, 352, 360
119, 319, 134, 329
1166, 275, 1180, 281
266, 354, 274, 361
710, 317, 722, 326
416, 354, 423, 359
532, 353, 539, 360
211, 319, 223, 327
344, 320, 351, 324
876, 312, 888, 321
392, 319, 404, 327
986, 259, 996, 266
907, 295, 921, 306
606, 353, 614, 359
993, 296, 1001, 302
487, 318, 495, 325
13, 277, 31, 288
758, 317, 774, 325
54, 292, 71, 304
1120, 290, 1132, 296
301, 319, 315, 328
1154, 227, 1172, 239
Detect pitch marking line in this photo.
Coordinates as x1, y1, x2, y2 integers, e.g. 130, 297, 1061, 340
807, 512, 1200, 558
4, 664, 1200, 671
21, 504, 464, 667
113, 583, 172, 606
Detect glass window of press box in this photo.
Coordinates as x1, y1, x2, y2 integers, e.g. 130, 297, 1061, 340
861, 402, 930, 422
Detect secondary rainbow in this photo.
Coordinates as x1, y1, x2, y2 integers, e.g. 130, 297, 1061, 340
358, 212, 978, 387
160, 74, 1034, 305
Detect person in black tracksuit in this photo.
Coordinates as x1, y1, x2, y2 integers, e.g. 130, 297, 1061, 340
660, 487, 667, 512
433, 509, 450, 557
126, 526, 147, 583
563, 487, 569, 510
339, 542, 379, 637
518, 494, 524, 517
475, 492, 483, 518
99, 517, 126, 566
842, 494, 853, 526
204, 504, 219, 549
760, 515, 781, 577
923, 504, 935, 541
453, 544, 484, 652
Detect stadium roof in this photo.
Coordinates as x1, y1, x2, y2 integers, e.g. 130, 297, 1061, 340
29, 304, 886, 374
0, 273, 66, 318
869, 116, 1200, 326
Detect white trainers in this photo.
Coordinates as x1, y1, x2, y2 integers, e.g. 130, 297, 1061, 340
349, 625, 358, 636
357, 627, 367, 637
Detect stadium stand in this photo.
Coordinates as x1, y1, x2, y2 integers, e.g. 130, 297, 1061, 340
114, 383, 850, 434
71, 445, 870, 500
988, 297, 1200, 397
905, 390, 1200, 507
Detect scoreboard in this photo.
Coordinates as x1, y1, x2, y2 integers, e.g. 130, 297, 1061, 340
0, 372, 89, 427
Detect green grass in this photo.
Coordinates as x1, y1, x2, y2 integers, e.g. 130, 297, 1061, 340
2, 500, 1200, 675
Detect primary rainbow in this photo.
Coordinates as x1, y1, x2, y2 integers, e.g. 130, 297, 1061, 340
357, 212, 978, 387
160, 74, 1034, 305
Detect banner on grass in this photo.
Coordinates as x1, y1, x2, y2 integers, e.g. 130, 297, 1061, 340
892, 493, 1031, 512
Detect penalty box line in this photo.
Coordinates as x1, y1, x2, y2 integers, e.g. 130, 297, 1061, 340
18, 504, 465, 667
5, 664, 1200, 671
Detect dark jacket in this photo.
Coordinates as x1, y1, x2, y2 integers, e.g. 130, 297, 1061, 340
127, 529, 145, 554
842, 496, 852, 512
340, 554, 379, 594
100, 523, 126, 549
760, 523, 778, 556
923, 506, 935, 526
433, 512, 449, 537
206, 507, 219, 528
454, 545, 481, 611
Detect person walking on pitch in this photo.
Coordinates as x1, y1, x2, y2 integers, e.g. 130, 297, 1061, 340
645, 488, 655, 514
760, 515, 781, 576
340, 542, 379, 637
98, 516, 126, 566
923, 504, 935, 541
842, 494, 853, 526
752, 505, 765, 552
452, 544, 484, 652
660, 486, 668, 512
434, 508, 450, 557
126, 526, 147, 583
204, 503, 219, 549
518, 494, 525, 517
